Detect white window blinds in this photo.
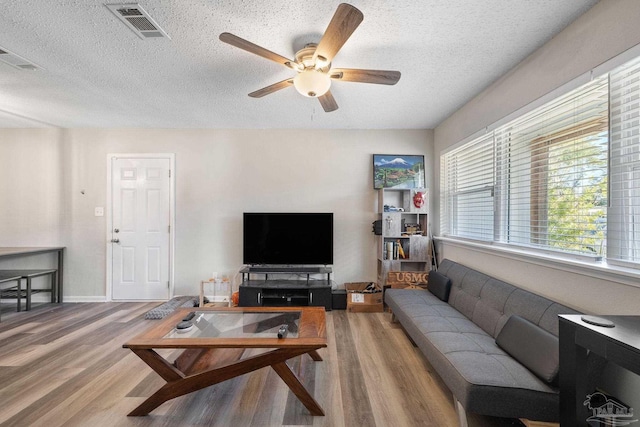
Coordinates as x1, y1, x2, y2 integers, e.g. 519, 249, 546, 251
440, 52, 640, 266
440, 133, 494, 240
494, 77, 609, 255
441, 78, 609, 256
609, 56, 640, 265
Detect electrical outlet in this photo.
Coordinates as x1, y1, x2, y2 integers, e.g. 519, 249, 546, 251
94, 207, 104, 217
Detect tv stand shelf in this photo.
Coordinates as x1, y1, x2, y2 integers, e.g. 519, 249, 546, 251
238, 279, 332, 310
240, 266, 332, 282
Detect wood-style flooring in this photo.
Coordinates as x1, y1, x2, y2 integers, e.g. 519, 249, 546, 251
0, 302, 523, 426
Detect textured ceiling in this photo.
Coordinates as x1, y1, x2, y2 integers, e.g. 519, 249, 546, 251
0, 0, 598, 129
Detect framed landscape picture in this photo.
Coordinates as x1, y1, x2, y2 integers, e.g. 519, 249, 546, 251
373, 154, 425, 189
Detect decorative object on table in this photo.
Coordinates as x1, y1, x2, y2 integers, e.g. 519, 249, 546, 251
403, 223, 422, 235
200, 275, 232, 308
385, 241, 394, 260
386, 271, 429, 289
580, 315, 615, 328
372, 219, 382, 235
373, 154, 425, 189
219, 4, 401, 113
231, 291, 239, 307
384, 240, 408, 260
384, 204, 404, 212
397, 239, 406, 259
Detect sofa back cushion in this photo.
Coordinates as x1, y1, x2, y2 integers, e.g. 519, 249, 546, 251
427, 270, 451, 301
496, 315, 560, 384
437, 259, 578, 338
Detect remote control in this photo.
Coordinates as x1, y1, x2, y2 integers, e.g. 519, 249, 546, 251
277, 324, 289, 339
183, 312, 196, 321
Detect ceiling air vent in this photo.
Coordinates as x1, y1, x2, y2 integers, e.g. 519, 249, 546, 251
105, 3, 170, 39
0, 46, 40, 70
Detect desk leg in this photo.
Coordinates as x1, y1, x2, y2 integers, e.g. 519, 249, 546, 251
26, 277, 32, 311
559, 319, 588, 427
57, 249, 64, 303
16, 279, 22, 312
51, 272, 57, 303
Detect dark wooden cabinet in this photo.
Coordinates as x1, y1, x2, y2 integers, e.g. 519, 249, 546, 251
239, 280, 332, 310
239, 267, 333, 310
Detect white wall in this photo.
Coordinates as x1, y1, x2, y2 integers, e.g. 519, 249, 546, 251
433, 0, 640, 314
0, 128, 433, 299
0, 129, 65, 275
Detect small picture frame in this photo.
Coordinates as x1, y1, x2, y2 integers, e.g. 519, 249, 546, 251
373, 154, 425, 189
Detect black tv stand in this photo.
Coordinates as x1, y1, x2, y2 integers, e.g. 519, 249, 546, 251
238, 266, 333, 310
248, 266, 325, 273
240, 266, 332, 282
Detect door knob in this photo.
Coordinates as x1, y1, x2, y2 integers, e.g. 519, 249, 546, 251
114, 228, 120, 233
111, 238, 120, 243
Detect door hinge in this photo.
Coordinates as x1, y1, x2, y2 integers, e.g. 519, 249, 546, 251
168, 225, 170, 233
167, 281, 170, 289
168, 170, 171, 178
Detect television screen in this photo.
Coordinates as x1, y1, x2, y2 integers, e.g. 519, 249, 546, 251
243, 213, 333, 265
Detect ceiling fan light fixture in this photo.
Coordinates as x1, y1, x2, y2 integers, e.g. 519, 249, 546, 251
293, 69, 331, 97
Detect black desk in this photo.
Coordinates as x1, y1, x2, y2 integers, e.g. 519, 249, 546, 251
559, 315, 640, 426
0, 247, 65, 303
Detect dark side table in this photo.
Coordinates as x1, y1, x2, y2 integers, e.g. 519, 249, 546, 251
559, 315, 640, 426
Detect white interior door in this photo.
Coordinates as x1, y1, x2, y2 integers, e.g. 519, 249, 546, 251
110, 157, 171, 300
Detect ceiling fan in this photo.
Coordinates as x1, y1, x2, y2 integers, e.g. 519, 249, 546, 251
219, 3, 401, 112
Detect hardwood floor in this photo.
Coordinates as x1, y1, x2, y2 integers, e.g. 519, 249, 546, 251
0, 303, 523, 426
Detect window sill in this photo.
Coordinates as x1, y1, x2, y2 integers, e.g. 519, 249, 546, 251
434, 236, 640, 289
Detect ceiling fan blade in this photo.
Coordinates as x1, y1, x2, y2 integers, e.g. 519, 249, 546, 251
318, 91, 339, 112
248, 79, 294, 98
313, 4, 364, 65
220, 32, 295, 68
330, 68, 401, 85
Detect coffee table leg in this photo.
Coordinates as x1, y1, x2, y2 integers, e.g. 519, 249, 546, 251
308, 350, 323, 361
271, 361, 325, 416
132, 349, 184, 382
128, 347, 324, 417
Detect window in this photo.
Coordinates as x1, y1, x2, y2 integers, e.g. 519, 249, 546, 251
440, 133, 494, 241
440, 55, 640, 265
609, 56, 640, 265
494, 77, 608, 255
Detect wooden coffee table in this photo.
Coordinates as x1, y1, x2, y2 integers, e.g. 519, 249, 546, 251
123, 306, 327, 416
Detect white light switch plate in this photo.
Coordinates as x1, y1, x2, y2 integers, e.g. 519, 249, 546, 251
94, 207, 104, 217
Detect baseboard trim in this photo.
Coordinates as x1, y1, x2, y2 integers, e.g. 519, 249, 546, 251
59, 296, 108, 303
0, 296, 107, 304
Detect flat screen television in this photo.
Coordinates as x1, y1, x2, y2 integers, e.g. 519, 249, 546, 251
243, 212, 333, 265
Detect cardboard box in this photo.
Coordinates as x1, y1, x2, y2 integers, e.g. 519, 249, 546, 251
344, 282, 384, 312
386, 271, 429, 290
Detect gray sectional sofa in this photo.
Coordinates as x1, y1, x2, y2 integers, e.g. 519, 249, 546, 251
385, 259, 578, 426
